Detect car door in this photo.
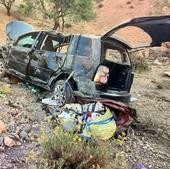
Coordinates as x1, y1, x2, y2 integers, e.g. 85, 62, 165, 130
7, 32, 39, 79
28, 33, 67, 84
69, 35, 101, 80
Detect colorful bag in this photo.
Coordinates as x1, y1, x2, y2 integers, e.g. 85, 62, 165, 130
82, 108, 117, 140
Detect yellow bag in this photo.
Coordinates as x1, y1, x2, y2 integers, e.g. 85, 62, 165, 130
83, 108, 116, 140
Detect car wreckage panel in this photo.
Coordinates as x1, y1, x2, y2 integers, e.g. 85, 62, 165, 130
6, 20, 34, 41
68, 35, 102, 96
6, 32, 40, 79
102, 15, 170, 48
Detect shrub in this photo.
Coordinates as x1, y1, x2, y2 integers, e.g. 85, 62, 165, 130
38, 127, 112, 169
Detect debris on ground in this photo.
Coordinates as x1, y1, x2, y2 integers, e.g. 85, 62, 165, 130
44, 96, 136, 140
130, 96, 138, 102
137, 162, 148, 169
0, 64, 169, 168
20, 82, 42, 94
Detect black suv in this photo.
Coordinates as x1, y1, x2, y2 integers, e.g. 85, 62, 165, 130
0, 16, 170, 103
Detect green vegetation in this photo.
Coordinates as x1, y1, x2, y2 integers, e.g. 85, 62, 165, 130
18, 0, 99, 31
37, 127, 113, 169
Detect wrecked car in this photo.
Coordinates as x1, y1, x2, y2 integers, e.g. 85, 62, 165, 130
0, 16, 170, 103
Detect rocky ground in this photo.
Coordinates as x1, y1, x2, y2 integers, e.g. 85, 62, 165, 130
0, 80, 45, 169
126, 64, 170, 169
0, 60, 169, 169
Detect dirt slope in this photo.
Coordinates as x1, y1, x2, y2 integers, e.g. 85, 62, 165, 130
1, 0, 170, 45
95, 0, 155, 34
1, 0, 170, 44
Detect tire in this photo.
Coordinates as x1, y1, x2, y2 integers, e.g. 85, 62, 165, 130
52, 80, 73, 105
0, 59, 5, 78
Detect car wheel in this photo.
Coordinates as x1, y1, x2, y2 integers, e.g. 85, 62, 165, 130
0, 59, 5, 78
52, 80, 73, 105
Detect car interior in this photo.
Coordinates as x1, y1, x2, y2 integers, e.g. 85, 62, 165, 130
95, 41, 133, 93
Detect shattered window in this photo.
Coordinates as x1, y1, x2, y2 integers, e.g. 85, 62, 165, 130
16, 32, 38, 48
41, 35, 70, 53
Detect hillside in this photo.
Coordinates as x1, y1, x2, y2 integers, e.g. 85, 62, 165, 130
1, 0, 170, 45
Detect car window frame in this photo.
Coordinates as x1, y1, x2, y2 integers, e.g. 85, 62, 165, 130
101, 40, 131, 65
14, 32, 39, 49
40, 34, 70, 53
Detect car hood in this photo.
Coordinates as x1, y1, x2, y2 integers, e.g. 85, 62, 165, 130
102, 15, 170, 49
6, 20, 34, 41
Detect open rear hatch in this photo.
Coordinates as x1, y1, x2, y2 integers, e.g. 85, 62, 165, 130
97, 16, 170, 103
102, 15, 170, 48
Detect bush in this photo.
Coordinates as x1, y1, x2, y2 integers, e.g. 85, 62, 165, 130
38, 127, 112, 169
130, 50, 149, 72
17, 1, 34, 17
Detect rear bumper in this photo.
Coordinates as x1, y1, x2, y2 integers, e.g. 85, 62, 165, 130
96, 90, 131, 103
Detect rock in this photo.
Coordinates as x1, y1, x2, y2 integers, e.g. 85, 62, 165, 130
0, 146, 5, 152
30, 136, 35, 141
16, 141, 22, 146
0, 120, 6, 134
0, 137, 4, 146
163, 72, 170, 78
19, 131, 28, 140
4, 136, 15, 147
9, 133, 20, 141
21, 124, 32, 133
153, 59, 162, 65
16, 126, 22, 134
